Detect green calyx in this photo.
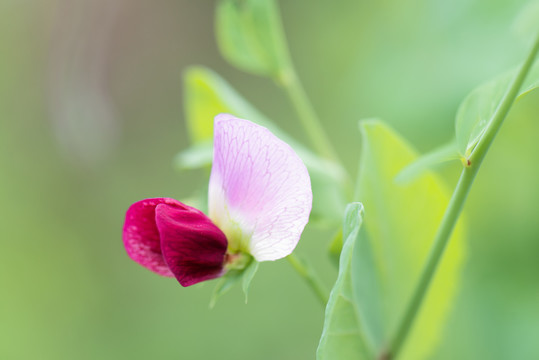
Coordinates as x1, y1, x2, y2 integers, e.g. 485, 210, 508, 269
224, 251, 252, 271
210, 252, 259, 308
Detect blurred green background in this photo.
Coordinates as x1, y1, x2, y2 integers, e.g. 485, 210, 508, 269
1, 0, 538, 359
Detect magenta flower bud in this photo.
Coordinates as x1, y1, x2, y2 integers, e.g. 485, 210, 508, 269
123, 198, 227, 286
123, 115, 312, 287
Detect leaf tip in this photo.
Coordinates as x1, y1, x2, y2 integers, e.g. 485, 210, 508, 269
358, 118, 383, 132
343, 202, 364, 235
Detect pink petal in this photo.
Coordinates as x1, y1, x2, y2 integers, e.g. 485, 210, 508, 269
209, 114, 312, 261
123, 198, 180, 277
156, 203, 228, 287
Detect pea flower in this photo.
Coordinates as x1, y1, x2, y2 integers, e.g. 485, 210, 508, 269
123, 114, 312, 286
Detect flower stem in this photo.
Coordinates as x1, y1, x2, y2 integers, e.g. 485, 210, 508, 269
279, 67, 340, 164
270, 3, 352, 195
382, 32, 539, 360
280, 67, 354, 197
286, 253, 329, 307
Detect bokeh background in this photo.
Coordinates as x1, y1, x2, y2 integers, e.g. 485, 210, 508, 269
1, 0, 538, 359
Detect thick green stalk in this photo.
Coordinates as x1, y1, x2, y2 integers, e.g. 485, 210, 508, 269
383, 33, 539, 360
287, 253, 329, 307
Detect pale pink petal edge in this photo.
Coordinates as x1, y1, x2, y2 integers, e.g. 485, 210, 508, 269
209, 114, 312, 261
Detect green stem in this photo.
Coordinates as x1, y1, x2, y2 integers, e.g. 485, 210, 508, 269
470, 33, 539, 167
280, 68, 341, 163
280, 67, 354, 198
270, 1, 353, 196
383, 33, 539, 360
382, 168, 474, 360
286, 253, 329, 307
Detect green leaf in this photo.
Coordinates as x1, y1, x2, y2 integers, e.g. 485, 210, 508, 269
182, 66, 347, 226
241, 260, 259, 303
210, 269, 243, 309
455, 60, 539, 157
183, 66, 267, 144
317, 202, 375, 360
353, 120, 465, 359
210, 257, 259, 308
215, 0, 290, 79
327, 229, 343, 267
513, 1, 539, 43
394, 140, 460, 184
